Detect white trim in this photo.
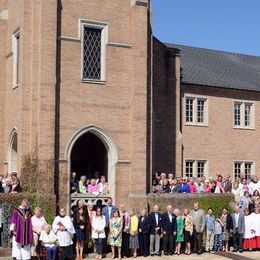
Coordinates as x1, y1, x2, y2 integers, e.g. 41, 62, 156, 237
233, 100, 255, 130
184, 94, 209, 127
7, 128, 18, 173
65, 124, 118, 212
0, 10, 8, 20
184, 159, 208, 178
12, 28, 20, 88
107, 42, 132, 49
233, 160, 255, 179
79, 19, 108, 82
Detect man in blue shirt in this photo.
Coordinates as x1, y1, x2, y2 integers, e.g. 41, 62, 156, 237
178, 178, 190, 193
205, 207, 215, 252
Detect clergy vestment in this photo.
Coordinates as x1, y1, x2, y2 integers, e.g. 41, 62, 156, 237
52, 215, 75, 259
10, 206, 33, 260
251, 212, 260, 248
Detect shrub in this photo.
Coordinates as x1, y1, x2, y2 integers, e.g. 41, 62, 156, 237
147, 193, 235, 215
0, 193, 56, 224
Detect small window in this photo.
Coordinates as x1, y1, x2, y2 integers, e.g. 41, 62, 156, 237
80, 20, 107, 82
233, 161, 254, 180
233, 101, 254, 129
185, 98, 194, 122
185, 161, 194, 178
234, 162, 241, 178
185, 95, 208, 126
197, 99, 205, 123
185, 159, 208, 178
12, 29, 20, 87
197, 161, 205, 178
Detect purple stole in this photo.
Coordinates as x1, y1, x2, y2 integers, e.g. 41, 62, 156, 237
10, 207, 33, 246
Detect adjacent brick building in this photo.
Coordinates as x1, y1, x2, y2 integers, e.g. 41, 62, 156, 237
1, 0, 260, 210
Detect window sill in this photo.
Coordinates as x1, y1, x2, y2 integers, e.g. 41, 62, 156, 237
81, 79, 106, 85
233, 126, 255, 131
185, 122, 209, 127
12, 84, 19, 90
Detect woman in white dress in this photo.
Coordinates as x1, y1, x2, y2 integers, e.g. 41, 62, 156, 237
92, 207, 106, 259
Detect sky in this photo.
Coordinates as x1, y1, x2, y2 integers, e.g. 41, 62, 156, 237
151, 0, 260, 56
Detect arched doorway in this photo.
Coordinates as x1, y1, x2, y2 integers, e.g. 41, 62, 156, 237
8, 129, 18, 173
66, 125, 118, 207
70, 132, 108, 180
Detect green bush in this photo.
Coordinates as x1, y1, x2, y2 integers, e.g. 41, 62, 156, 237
147, 193, 235, 215
0, 193, 56, 224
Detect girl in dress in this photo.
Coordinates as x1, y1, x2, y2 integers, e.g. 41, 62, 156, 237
108, 208, 123, 259
174, 209, 184, 255
221, 208, 232, 252
31, 207, 47, 258
74, 208, 87, 260
243, 208, 256, 251
129, 208, 139, 258
182, 208, 193, 255
92, 207, 106, 260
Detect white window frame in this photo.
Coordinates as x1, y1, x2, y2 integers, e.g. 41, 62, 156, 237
12, 28, 20, 88
233, 100, 255, 129
184, 159, 208, 178
233, 160, 255, 180
184, 94, 209, 126
79, 19, 108, 83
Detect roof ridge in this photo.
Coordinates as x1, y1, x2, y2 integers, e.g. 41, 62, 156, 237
165, 42, 260, 59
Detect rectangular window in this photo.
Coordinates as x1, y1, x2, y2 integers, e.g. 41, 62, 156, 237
233, 101, 254, 129
185, 161, 194, 178
234, 161, 254, 180
185, 160, 208, 178
185, 95, 208, 126
234, 162, 241, 178
82, 27, 102, 80
197, 161, 205, 178
244, 162, 252, 180
197, 99, 205, 123
12, 29, 20, 87
234, 103, 241, 126
186, 98, 193, 123
80, 20, 107, 82
244, 103, 252, 127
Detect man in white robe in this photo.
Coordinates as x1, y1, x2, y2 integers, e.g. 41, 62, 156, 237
251, 207, 260, 248
52, 208, 75, 260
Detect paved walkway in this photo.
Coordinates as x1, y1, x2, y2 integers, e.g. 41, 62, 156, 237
0, 251, 259, 260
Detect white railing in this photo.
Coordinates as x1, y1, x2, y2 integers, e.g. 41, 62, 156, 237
70, 193, 110, 214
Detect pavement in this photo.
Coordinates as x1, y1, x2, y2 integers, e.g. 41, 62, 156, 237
1, 252, 260, 260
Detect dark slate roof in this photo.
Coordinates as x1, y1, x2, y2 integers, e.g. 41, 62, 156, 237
165, 43, 260, 92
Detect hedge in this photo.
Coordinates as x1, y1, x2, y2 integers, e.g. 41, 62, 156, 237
0, 192, 56, 224
147, 193, 235, 215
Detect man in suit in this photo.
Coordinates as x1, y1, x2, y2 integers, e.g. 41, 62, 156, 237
162, 205, 177, 255
138, 208, 149, 257
231, 205, 245, 253
148, 204, 162, 256
223, 174, 232, 193
191, 202, 205, 255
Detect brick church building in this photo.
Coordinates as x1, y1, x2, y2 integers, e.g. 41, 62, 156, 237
1, 0, 260, 209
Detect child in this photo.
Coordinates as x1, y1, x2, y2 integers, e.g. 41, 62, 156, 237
205, 208, 215, 252
214, 214, 224, 252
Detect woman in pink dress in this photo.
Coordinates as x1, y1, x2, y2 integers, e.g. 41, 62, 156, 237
31, 207, 47, 258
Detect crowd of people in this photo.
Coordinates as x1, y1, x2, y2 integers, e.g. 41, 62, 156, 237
70, 172, 109, 196
153, 173, 260, 212
9, 194, 260, 260
0, 172, 22, 193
